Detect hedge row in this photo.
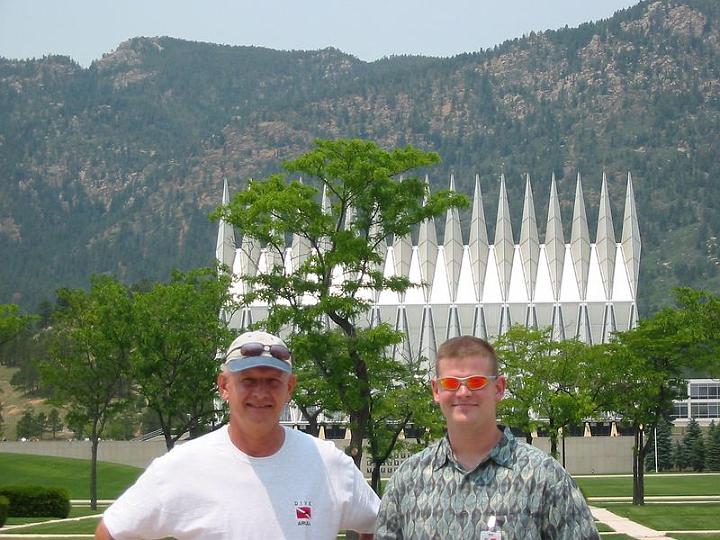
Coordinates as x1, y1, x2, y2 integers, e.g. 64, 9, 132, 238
0, 486, 70, 518
0, 495, 8, 527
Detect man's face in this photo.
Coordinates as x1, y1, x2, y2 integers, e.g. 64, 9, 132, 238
431, 354, 505, 431
218, 366, 296, 428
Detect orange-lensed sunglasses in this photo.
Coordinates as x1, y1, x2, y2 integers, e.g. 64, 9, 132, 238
436, 374, 497, 392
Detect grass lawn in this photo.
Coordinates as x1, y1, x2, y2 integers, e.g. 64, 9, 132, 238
4, 516, 101, 534
0, 452, 142, 499
5, 506, 106, 526
597, 503, 720, 531
576, 473, 720, 497
672, 535, 720, 539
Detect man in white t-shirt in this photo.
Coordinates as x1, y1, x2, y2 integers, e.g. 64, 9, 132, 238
95, 330, 379, 540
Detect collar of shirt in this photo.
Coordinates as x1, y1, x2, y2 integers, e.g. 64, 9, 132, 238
432, 425, 516, 473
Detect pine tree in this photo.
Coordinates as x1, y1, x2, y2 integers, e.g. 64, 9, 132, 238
684, 418, 705, 472
654, 416, 674, 471
672, 439, 685, 471
706, 421, 720, 471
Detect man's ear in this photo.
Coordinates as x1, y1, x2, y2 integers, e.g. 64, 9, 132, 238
431, 379, 441, 404
286, 374, 297, 400
494, 375, 506, 403
217, 371, 229, 401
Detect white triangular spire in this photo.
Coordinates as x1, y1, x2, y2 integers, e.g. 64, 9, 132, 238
494, 175, 514, 302
570, 173, 591, 301
545, 174, 565, 302
419, 306, 437, 373
469, 174, 490, 302
444, 174, 464, 302
596, 172, 616, 300
418, 176, 438, 302
215, 178, 236, 271
519, 174, 540, 301
621, 172, 641, 298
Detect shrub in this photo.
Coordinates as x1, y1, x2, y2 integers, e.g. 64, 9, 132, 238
0, 495, 9, 527
0, 486, 70, 518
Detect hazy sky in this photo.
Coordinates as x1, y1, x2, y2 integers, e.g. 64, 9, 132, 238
1, 0, 641, 67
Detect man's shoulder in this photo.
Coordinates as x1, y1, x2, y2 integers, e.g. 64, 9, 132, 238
152, 426, 227, 465
510, 439, 570, 478
390, 440, 441, 480
285, 427, 353, 464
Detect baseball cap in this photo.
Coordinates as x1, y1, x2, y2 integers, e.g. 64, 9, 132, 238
223, 330, 293, 374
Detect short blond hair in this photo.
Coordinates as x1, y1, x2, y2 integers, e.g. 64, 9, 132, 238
436, 335, 498, 376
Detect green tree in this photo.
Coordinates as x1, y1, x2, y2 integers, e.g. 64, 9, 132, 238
672, 439, 685, 471
213, 139, 467, 475
47, 409, 63, 439
706, 420, 720, 471
683, 418, 705, 472
130, 267, 235, 449
15, 406, 40, 439
35, 411, 48, 440
604, 289, 710, 504
495, 326, 599, 459
40, 275, 134, 509
0, 304, 33, 347
645, 416, 673, 472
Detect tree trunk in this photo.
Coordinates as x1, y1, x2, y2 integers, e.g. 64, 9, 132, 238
371, 463, 382, 495
90, 436, 99, 510
632, 427, 645, 505
549, 430, 559, 459
348, 409, 369, 468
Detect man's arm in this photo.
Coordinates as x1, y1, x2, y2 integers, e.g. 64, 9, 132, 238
94, 519, 114, 540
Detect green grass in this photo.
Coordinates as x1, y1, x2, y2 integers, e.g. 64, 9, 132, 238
5, 516, 101, 534
5, 506, 106, 525
596, 503, 720, 531
576, 473, 720, 497
0, 452, 142, 499
672, 535, 720, 540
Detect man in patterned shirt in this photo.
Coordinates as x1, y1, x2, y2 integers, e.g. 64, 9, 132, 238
375, 335, 599, 539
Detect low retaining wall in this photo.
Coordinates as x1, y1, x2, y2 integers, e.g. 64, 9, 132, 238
1, 435, 636, 475
0, 440, 170, 469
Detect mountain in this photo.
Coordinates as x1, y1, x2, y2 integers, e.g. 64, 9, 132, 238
1, 0, 719, 316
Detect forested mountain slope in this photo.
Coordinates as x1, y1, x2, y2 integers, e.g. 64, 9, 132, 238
1, 0, 718, 315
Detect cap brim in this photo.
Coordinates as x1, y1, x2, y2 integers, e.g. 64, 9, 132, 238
224, 356, 292, 374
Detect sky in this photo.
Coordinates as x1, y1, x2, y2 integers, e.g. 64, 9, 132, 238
0, 0, 642, 67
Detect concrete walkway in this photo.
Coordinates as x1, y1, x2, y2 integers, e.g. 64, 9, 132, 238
590, 506, 674, 539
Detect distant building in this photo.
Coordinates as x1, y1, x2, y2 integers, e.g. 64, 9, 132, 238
215, 172, 719, 427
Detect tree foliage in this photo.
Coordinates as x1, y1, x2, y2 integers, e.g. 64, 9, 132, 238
213, 139, 467, 478
601, 288, 720, 504
494, 325, 599, 458
130, 267, 235, 449
40, 275, 134, 509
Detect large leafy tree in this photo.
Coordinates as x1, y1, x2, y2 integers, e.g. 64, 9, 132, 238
213, 139, 466, 473
601, 289, 719, 505
494, 325, 599, 459
130, 267, 235, 449
41, 275, 134, 509
0, 304, 33, 347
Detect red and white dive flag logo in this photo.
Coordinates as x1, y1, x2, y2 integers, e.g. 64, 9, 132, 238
296, 506, 312, 520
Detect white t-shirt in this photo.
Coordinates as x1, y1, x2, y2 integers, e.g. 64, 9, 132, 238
103, 426, 379, 539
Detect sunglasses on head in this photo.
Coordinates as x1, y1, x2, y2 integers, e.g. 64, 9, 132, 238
436, 374, 497, 392
230, 342, 292, 362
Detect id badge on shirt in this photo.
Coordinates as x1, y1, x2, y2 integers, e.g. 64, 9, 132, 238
481, 515, 502, 539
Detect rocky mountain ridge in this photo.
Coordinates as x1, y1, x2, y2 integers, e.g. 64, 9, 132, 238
1, 0, 719, 314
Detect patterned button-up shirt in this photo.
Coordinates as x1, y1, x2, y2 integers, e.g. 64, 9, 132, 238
375, 427, 599, 539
